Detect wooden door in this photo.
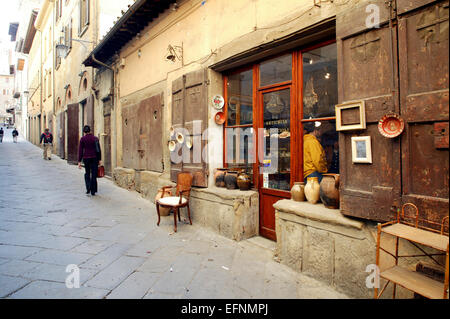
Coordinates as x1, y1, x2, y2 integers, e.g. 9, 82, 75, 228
258, 86, 293, 240
58, 112, 65, 159
170, 69, 209, 187
67, 103, 79, 164
398, 1, 449, 229
103, 99, 112, 176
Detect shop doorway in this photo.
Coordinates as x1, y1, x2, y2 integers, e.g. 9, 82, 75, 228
258, 87, 294, 240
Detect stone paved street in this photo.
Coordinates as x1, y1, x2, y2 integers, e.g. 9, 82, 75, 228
0, 129, 348, 299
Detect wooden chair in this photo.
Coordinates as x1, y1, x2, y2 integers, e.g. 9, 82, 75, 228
156, 172, 193, 232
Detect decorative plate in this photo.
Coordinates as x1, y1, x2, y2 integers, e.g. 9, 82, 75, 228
215, 111, 225, 125
176, 132, 185, 144
168, 140, 176, 152
228, 96, 238, 111
378, 113, 405, 138
212, 95, 225, 110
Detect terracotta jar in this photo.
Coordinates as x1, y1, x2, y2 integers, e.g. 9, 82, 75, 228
155, 189, 172, 216
319, 174, 340, 209
304, 177, 320, 204
214, 168, 228, 187
224, 171, 239, 189
237, 172, 251, 191
291, 182, 305, 202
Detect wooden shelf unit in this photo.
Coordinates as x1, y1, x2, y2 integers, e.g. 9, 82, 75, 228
374, 203, 449, 299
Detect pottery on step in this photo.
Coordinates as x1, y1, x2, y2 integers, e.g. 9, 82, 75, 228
155, 188, 172, 216
237, 172, 251, 191
291, 182, 305, 202
214, 168, 228, 187
319, 174, 340, 209
304, 177, 320, 204
224, 171, 239, 189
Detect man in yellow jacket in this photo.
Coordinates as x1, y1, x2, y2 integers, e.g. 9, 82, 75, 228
303, 122, 328, 183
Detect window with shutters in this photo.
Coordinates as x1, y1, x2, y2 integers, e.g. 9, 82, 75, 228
79, 0, 89, 37
64, 19, 72, 56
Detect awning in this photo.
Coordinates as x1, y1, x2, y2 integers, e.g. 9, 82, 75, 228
83, 0, 176, 68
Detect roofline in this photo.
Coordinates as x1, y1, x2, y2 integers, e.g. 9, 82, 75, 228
83, 0, 148, 67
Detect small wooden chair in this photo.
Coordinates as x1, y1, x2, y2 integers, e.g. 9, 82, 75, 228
156, 172, 193, 232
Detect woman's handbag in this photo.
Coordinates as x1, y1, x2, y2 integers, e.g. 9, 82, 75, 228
98, 165, 105, 178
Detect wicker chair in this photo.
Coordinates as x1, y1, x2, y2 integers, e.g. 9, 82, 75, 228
156, 172, 193, 232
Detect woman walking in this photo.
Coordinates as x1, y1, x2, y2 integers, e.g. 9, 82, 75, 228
78, 125, 102, 196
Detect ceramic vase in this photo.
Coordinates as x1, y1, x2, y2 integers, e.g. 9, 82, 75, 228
214, 168, 228, 187
224, 171, 239, 189
304, 177, 320, 204
319, 174, 340, 209
291, 182, 305, 202
237, 172, 251, 191
155, 189, 172, 216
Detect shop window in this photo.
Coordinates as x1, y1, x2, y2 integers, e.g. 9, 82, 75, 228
302, 43, 338, 119
301, 42, 339, 180
225, 68, 255, 181
259, 54, 292, 87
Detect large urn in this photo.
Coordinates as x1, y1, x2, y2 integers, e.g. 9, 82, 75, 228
214, 168, 228, 187
319, 174, 340, 209
155, 188, 172, 216
237, 171, 251, 191
224, 170, 239, 189
291, 182, 305, 201
304, 177, 320, 204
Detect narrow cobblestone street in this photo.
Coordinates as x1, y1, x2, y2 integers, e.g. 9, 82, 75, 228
0, 130, 348, 299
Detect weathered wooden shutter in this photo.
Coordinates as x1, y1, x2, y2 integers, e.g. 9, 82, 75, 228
122, 94, 164, 172
139, 94, 163, 172
67, 103, 79, 164
337, 7, 401, 222
170, 69, 209, 187
58, 111, 65, 159
397, 0, 449, 228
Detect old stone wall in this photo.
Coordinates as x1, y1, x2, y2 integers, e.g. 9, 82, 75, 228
274, 199, 445, 299
112, 167, 258, 241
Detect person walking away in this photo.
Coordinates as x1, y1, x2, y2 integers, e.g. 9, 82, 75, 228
78, 125, 102, 196
0, 127, 4, 143
303, 121, 328, 183
12, 128, 19, 143
39, 128, 54, 160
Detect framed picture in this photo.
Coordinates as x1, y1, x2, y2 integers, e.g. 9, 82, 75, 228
335, 100, 366, 131
351, 136, 372, 164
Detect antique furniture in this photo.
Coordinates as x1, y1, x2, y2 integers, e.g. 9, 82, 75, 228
156, 172, 193, 232
375, 203, 449, 299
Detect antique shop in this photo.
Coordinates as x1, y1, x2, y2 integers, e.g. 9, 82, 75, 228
79, 0, 449, 298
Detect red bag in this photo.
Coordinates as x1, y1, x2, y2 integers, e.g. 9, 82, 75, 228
98, 165, 105, 178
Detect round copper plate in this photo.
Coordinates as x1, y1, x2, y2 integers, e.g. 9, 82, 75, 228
215, 111, 225, 125
378, 113, 405, 138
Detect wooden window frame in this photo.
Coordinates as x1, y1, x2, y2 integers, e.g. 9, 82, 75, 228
223, 39, 337, 188
79, 0, 89, 37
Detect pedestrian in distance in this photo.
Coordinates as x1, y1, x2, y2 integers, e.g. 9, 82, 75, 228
78, 125, 102, 196
12, 128, 19, 143
39, 128, 54, 160
0, 127, 4, 143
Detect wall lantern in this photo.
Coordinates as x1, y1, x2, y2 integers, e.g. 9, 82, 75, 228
165, 44, 183, 64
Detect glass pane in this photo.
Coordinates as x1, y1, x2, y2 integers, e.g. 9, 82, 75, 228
260, 54, 292, 87
225, 127, 255, 181
303, 120, 339, 180
227, 70, 253, 126
262, 89, 291, 191
302, 43, 338, 119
